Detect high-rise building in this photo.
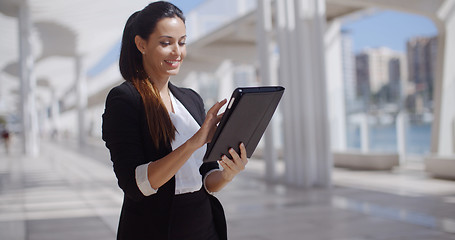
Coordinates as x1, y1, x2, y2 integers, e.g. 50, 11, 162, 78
355, 53, 370, 106
406, 36, 438, 103
389, 55, 408, 102
355, 47, 407, 106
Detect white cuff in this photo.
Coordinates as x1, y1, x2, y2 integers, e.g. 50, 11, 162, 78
203, 169, 222, 195
135, 162, 158, 196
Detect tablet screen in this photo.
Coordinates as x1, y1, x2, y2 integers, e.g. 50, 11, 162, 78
203, 86, 284, 162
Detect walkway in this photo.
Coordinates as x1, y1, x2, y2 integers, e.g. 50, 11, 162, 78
1, 137, 455, 240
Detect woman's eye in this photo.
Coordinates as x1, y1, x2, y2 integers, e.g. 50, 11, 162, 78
160, 42, 171, 46
179, 42, 186, 46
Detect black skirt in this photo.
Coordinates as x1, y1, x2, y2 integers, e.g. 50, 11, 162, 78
169, 188, 219, 240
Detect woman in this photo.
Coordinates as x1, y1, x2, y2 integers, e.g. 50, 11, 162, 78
102, 1, 248, 239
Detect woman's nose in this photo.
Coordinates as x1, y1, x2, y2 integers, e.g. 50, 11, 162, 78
171, 43, 181, 55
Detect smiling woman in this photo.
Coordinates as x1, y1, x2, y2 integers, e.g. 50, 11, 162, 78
102, 1, 248, 240
134, 17, 187, 84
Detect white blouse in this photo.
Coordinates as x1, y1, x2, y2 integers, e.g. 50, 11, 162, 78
135, 91, 209, 195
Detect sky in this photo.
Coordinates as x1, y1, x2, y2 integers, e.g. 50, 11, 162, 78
342, 10, 438, 53
171, 0, 438, 54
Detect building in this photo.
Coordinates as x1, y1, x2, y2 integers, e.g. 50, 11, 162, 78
355, 47, 407, 108
388, 55, 408, 103
355, 53, 370, 108
406, 36, 438, 108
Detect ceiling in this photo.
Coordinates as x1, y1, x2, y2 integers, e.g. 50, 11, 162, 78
0, 0, 154, 113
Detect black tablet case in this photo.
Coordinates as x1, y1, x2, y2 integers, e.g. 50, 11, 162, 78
203, 86, 285, 162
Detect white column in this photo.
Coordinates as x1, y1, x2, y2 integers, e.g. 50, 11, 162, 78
76, 56, 87, 147
18, 1, 39, 156
277, 0, 332, 188
50, 88, 61, 139
277, 0, 300, 186
396, 111, 407, 164
37, 107, 48, 138
256, 0, 278, 181
325, 20, 347, 151
431, 1, 455, 156
216, 60, 235, 104
360, 114, 370, 152
295, 0, 332, 187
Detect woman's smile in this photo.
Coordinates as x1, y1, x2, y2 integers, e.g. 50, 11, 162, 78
164, 58, 182, 68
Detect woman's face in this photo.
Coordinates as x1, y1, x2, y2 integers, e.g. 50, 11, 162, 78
137, 17, 187, 82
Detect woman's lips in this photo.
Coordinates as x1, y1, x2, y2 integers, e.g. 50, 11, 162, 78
164, 59, 181, 67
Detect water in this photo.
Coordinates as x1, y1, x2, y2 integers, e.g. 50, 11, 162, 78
347, 123, 432, 156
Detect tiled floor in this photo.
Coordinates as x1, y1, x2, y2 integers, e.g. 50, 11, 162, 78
1, 138, 455, 240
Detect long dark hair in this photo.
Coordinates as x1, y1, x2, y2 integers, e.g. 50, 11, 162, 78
119, 1, 185, 148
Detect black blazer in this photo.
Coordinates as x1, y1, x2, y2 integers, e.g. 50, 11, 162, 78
102, 81, 226, 240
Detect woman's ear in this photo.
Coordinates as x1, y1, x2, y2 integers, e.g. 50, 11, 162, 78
134, 35, 146, 54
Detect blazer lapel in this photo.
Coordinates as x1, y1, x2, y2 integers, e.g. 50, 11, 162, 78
168, 82, 204, 126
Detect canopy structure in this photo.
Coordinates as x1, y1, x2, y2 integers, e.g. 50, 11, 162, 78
0, 0, 154, 110
1, 0, 454, 185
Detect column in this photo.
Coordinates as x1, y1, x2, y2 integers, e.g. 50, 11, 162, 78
50, 88, 61, 140
216, 60, 235, 103
297, 0, 332, 187
276, 0, 300, 186
325, 20, 347, 151
76, 56, 87, 147
277, 0, 332, 188
431, 1, 455, 155
360, 114, 370, 152
396, 111, 407, 164
256, 0, 278, 181
18, 1, 39, 156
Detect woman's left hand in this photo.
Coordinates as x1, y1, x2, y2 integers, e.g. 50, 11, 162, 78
218, 143, 248, 181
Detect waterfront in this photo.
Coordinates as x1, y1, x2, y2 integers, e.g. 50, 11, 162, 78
347, 123, 432, 156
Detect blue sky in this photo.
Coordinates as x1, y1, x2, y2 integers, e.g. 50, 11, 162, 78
171, 0, 438, 54
342, 10, 438, 53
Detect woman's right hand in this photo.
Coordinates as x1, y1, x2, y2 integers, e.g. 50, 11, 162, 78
190, 99, 227, 148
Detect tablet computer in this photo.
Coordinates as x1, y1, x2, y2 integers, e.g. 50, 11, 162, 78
203, 86, 285, 162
